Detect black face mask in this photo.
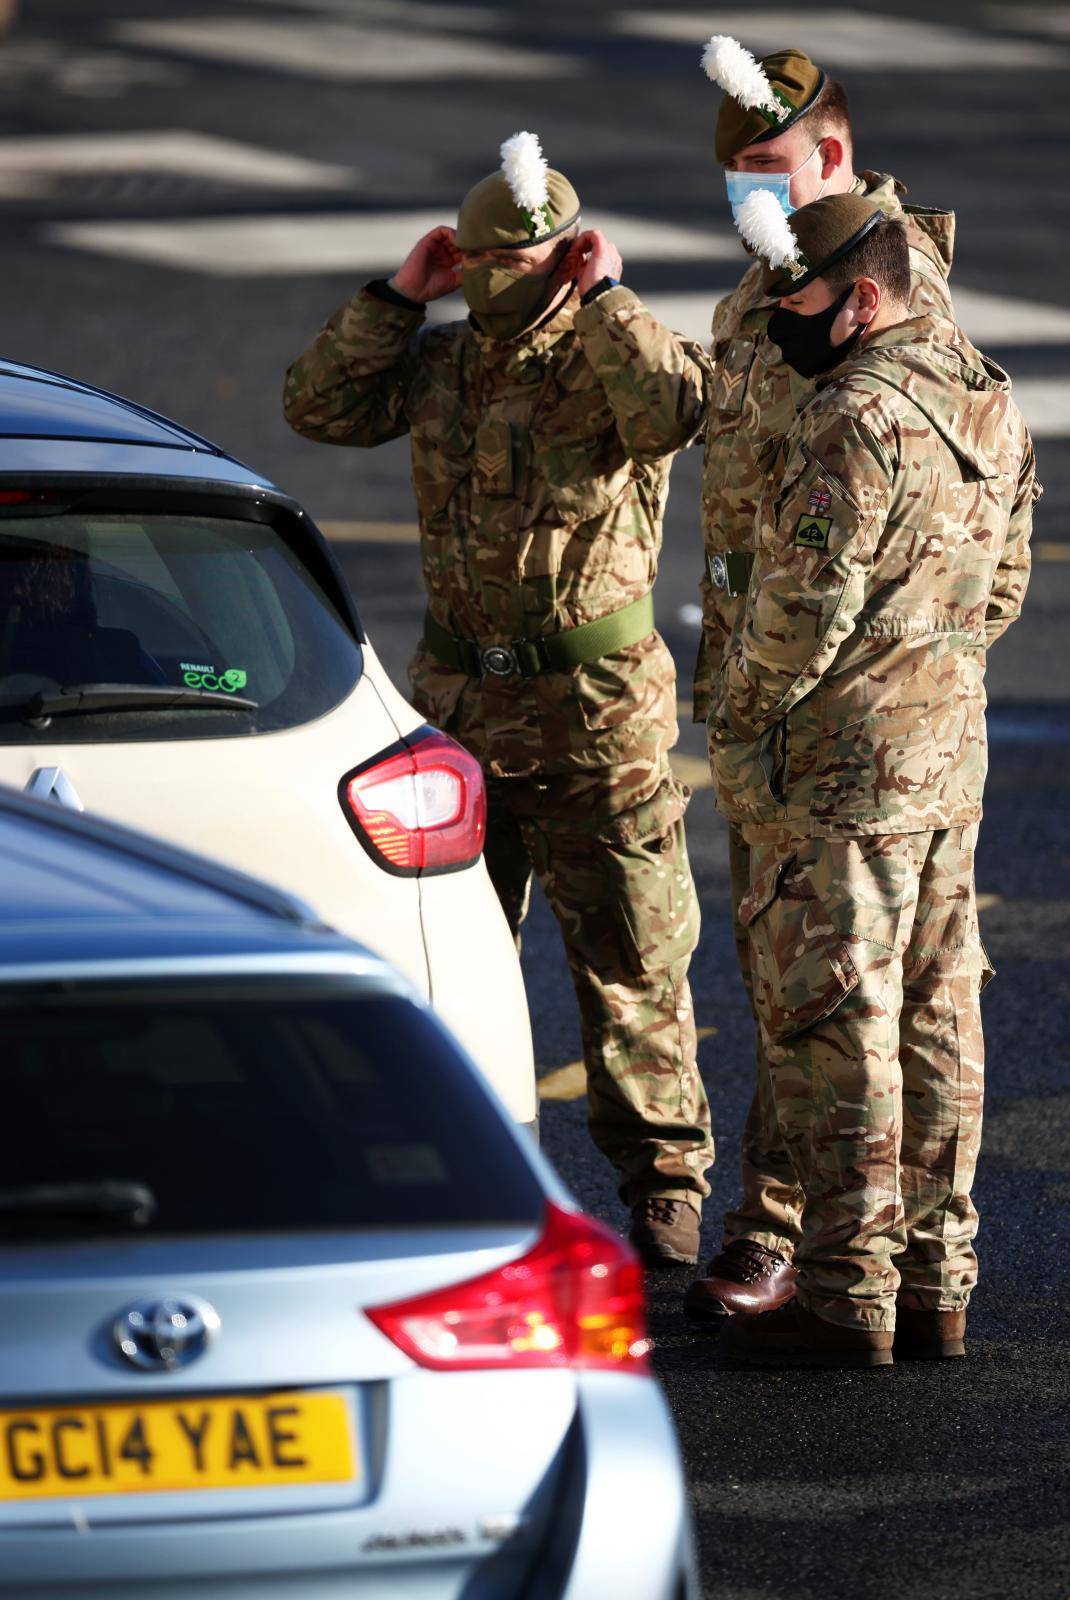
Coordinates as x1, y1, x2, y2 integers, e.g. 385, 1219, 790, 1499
767, 283, 863, 378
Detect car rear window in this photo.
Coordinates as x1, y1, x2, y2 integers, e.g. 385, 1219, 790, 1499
0, 986, 542, 1234
0, 513, 362, 742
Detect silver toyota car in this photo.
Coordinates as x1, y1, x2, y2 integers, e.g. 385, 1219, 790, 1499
0, 787, 697, 1599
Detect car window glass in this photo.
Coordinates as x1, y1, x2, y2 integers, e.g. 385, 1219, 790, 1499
0, 514, 362, 743
0, 991, 542, 1232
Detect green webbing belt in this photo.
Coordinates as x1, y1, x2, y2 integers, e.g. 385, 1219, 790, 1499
424, 591, 656, 679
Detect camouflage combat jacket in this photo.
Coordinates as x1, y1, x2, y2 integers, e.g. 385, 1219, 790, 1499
694, 171, 956, 720
284, 285, 711, 779
708, 313, 1040, 837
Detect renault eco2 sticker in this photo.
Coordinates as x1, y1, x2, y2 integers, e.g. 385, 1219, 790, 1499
180, 663, 248, 693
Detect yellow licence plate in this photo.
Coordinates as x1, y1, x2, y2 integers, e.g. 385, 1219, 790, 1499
0, 1390, 356, 1500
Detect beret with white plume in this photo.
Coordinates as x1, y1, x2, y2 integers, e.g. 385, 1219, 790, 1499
455, 131, 581, 252
702, 39, 827, 162
740, 192, 887, 297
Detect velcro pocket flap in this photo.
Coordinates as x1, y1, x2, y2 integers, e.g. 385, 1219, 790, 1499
743, 856, 860, 1041
739, 856, 792, 929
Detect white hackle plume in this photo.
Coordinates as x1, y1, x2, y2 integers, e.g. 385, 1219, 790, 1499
500, 130, 549, 213
735, 190, 800, 269
701, 34, 779, 118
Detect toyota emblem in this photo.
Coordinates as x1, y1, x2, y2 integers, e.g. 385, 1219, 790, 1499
112, 1297, 220, 1371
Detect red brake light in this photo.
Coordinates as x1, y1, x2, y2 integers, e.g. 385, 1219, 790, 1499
341, 728, 486, 876
365, 1203, 650, 1373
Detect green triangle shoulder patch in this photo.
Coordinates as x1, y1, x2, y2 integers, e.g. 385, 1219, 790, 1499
794, 513, 832, 549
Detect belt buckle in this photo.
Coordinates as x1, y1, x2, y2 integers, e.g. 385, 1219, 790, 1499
480, 644, 519, 677
709, 552, 729, 592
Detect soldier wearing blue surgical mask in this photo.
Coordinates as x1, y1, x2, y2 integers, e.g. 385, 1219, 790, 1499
680, 38, 959, 1328
723, 133, 835, 224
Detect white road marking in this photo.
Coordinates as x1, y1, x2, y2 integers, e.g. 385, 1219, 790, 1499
47, 209, 739, 276
251, 0, 497, 25
616, 8, 1067, 68
0, 37, 185, 100
0, 132, 354, 190
987, 6, 1070, 38
114, 17, 582, 80
1008, 380, 1070, 441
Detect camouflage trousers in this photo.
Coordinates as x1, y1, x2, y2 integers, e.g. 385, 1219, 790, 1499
483, 762, 713, 1209
721, 822, 805, 1256
737, 824, 988, 1332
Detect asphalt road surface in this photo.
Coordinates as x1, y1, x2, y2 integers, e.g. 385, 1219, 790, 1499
2, 2, 1068, 1595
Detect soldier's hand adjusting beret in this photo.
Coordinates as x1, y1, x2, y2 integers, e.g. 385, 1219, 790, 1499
455, 131, 581, 252
703, 37, 827, 163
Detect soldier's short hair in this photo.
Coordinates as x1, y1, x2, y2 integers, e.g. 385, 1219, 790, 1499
809, 78, 852, 158
823, 218, 911, 306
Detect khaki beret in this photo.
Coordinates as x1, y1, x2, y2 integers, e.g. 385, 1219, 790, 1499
715, 47, 827, 163
760, 194, 886, 296
456, 168, 580, 252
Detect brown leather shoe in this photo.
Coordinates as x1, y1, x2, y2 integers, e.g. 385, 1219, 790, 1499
894, 1308, 966, 1359
683, 1239, 798, 1321
721, 1301, 894, 1369
628, 1197, 700, 1267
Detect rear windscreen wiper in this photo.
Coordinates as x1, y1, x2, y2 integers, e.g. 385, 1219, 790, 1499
0, 1180, 157, 1231
16, 683, 258, 722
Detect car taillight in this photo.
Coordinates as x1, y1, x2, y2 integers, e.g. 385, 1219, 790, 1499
340, 727, 486, 877
365, 1203, 650, 1373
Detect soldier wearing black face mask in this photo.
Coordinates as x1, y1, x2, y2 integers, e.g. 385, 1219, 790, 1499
767, 282, 863, 378
677, 37, 957, 1330
703, 188, 1038, 1368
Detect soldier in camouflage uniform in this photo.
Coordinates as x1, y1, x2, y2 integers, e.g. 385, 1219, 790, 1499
283, 134, 714, 1263
704, 193, 1039, 1367
684, 40, 959, 1322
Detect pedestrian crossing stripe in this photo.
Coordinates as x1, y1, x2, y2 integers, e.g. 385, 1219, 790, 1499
614, 8, 1067, 70
113, 17, 583, 82
46, 209, 740, 276
0, 132, 354, 192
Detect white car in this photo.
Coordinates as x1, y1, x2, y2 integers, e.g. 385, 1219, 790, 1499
0, 359, 536, 1129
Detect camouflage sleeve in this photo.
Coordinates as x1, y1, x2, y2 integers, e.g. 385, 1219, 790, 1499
709, 282, 743, 348
986, 431, 1041, 648
572, 285, 713, 460
715, 411, 892, 740
282, 287, 426, 447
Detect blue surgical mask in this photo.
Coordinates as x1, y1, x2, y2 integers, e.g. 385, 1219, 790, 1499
724, 144, 825, 223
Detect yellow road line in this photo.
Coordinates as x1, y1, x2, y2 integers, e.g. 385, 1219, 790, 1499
319, 520, 419, 544
538, 1026, 718, 1102
1035, 542, 1070, 562
536, 1061, 588, 1102
670, 751, 712, 792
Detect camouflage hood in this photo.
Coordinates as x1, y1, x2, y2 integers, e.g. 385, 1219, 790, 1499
833, 313, 1012, 477
855, 170, 955, 286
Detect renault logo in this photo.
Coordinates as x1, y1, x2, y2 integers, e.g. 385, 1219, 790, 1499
113, 1298, 220, 1371
25, 767, 84, 812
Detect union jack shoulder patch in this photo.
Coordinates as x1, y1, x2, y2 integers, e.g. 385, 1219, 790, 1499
808, 486, 832, 516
